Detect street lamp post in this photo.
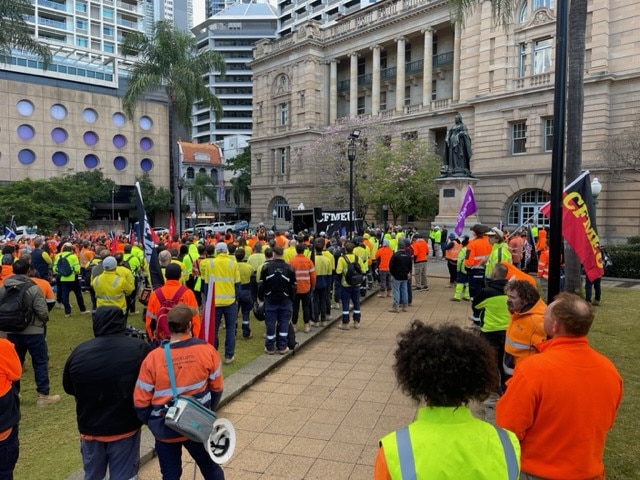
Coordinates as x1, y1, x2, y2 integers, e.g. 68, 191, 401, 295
177, 177, 184, 235
382, 204, 388, 234
591, 177, 602, 231
191, 211, 197, 229
272, 208, 277, 231
111, 187, 115, 221
347, 129, 360, 239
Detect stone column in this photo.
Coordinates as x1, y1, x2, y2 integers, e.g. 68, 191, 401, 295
422, 28, 433, 107
395, 37, 405, 112
371, 45, 381, 115
329, 59, 338, 124
350, 53, 358, 117
453, 22, 461, 102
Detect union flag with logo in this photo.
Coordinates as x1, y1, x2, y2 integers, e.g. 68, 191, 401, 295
540, 171, 604, 282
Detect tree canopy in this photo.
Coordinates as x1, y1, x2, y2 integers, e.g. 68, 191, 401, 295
121, 20, 227, 132
187, 172, 218, 217
0, 0, 51, 67
225, 146, 251, 211
130, 173, 172, 219
305, 120, 441, 223
0, 171, 116, 232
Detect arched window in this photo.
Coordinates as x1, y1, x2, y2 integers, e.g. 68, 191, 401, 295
271, 196, 289, 219
199, 167, 206, 175
507, 189, 550, 227
186, 167, 195, 179
519, 1, 528, 23
210, 168, 219, 185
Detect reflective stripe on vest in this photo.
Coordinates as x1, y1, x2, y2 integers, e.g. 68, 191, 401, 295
493, 425, 519, 480
396, 427, 417, 480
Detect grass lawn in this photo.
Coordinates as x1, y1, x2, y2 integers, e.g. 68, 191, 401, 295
12, 288, 640, 479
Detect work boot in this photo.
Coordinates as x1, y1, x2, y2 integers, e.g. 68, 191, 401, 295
37, 394, 60, 407
386, 290, 391, 297
453, 283, 464, 301
592, 299, 600, 306
401, 305, 407, 312
389, 305, 399, 313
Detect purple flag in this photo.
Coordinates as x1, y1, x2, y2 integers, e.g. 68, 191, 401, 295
454, 186, 478, 236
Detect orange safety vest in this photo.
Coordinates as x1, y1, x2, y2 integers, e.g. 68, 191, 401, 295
445, 241, 461, 261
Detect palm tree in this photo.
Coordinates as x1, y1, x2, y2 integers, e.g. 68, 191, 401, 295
121, 20, 226, 224
187, 172, 218, 221
0, 0, 51, 67
447, 0, 587, 292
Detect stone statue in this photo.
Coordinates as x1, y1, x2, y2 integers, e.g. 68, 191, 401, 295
442, 114, 473, 177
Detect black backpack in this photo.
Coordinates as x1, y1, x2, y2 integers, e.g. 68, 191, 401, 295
343, 255, 364, 287
263, 264, 292, 303
57, 253, 73, 277
0, 280, 35, 332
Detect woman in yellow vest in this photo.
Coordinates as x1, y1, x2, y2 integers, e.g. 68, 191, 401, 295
374, 322, 520, 480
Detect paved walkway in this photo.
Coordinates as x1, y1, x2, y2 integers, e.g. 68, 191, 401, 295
90, 261, 637, 480
135, 260, 476, 479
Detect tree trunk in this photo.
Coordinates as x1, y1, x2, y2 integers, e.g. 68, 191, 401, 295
563, 0, 588, 294
169, 102, 180, 231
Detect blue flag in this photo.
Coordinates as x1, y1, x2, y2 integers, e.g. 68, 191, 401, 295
4, 226, 16, 240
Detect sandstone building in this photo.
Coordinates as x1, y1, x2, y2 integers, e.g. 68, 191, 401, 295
250, 0, 640, 242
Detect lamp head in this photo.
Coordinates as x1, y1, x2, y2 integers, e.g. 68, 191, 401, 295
590, 177, 602, 197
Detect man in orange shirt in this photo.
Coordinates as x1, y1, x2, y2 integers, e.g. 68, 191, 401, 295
134, 305, 224, 480
289, 244, 316, 333
411, 234, 429, 291
0, 335, 21, 479
145, 264, 200, 342
375, 239, 393, 297
497, 293, 622, 480
465, 224, 492, 324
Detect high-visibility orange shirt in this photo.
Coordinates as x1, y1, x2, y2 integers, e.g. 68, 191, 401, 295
464, 236, 492, 268
375, 246, 393, 271
289, 254, 316, 294
412, 238, 429, 262
145, 280, 201, 340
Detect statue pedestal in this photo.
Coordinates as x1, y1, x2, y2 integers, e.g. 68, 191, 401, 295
434, 176, 479, 236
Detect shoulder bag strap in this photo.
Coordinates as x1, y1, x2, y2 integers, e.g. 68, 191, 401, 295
163, 342, 178, 402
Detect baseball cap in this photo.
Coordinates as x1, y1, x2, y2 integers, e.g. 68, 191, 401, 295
215, 242, 228, 253
382, 239, 390, 246
63, 242, 73, 248
487, 227, 503, 237
448, 233, 456, 239
102, 256, 117, 271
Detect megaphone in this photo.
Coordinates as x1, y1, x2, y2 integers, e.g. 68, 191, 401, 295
206, 418, 236, 465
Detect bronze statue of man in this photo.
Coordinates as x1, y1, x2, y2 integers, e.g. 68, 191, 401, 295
443, 114, 473, 177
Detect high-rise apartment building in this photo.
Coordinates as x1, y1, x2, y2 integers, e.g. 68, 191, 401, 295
192, 0, 277, 144
0, 0, 171, 224
250, 0, 640, 241
277, 0, 377, 37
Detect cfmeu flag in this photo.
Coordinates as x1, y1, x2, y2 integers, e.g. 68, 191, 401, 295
199, 276, 216, 346
540, 171, 604, 282
135, 182, 164, 289
454, 185, 478, 236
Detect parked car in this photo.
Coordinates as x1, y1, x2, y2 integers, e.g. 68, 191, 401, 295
228, 220, 249, 233
153, 227, 169, 236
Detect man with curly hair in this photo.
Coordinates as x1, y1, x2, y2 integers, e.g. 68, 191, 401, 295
374, 322, 520, 479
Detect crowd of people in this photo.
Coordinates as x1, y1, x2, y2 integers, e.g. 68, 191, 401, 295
0, 220, 622, 479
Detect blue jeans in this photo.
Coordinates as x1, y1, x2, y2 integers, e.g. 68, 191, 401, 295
154, 437, 224, 480
392, 278, 408, 306
340, 286, 361, 324
265, 301, 292, 352
80, 430, 141, 480
7, 333, 49, 395
60, 279, 87, 315
214, 303, 238, 360
0, 425, 18, 480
